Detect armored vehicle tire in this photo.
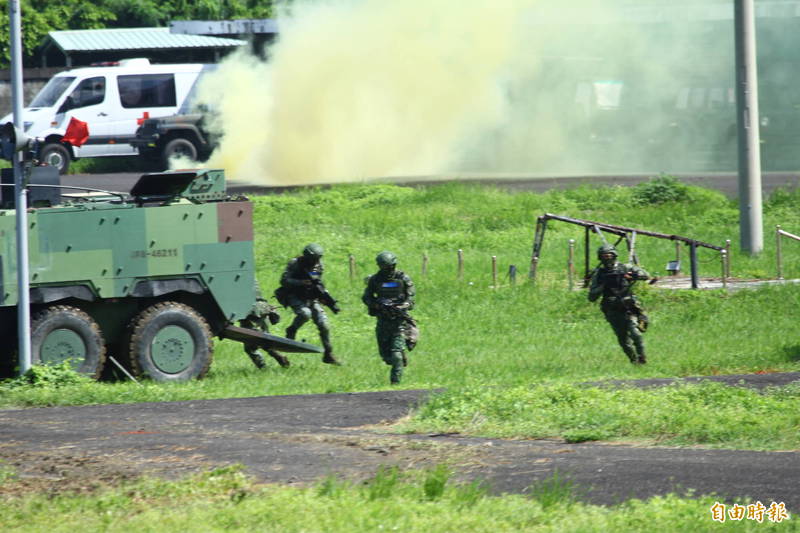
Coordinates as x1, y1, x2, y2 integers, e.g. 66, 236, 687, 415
161, 137, 198, 168
39, 143, 70, 174
127, 302, 213, 382
30, 305, 106, 379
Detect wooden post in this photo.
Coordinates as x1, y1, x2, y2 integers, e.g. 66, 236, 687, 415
457, 249, 464, 280
567, 239, 575, 290
776, 225, 783, 280
491, 255, 497, 287
422, 252, 429, 278
348, 254, 356, 281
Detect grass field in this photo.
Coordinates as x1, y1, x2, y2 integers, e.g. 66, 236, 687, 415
1, 177, 799, 530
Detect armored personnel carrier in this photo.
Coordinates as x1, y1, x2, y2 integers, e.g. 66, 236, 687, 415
0, 166, 321, 381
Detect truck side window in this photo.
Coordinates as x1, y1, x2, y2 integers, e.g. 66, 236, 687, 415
63, 76, 106, 111
118, 74, 176, 108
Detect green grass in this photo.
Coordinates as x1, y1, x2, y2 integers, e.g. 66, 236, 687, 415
2, 179, 800, 527
2, 179, 800, 429
399, 382, 800, 450
0, 466, 795, 532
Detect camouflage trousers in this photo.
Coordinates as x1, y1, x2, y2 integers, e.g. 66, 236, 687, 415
602, 307, 646, 363
375, 317, 406, 384
285, 295, 332, 354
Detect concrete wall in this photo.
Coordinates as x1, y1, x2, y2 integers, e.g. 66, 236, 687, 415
0, 67, 70, 117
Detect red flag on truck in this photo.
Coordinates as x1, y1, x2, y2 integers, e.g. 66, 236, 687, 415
61, 117, 89, 147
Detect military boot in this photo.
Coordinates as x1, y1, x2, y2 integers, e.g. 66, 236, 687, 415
268, 350, 291, 368
322, 348, 341, 366
247, 351, 266, 369
285, 326, 297, 340
635, 349, 647, 365
623, 346, 637, 364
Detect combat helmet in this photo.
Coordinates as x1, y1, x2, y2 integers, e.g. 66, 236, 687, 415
376, 251, 398, 268
597, 244, 617, 259
303, 243, 324, 259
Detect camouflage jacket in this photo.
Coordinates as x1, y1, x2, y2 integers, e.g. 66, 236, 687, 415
588, 262, 649, 304
362, 269, 415, 318
280, 256, 324, 296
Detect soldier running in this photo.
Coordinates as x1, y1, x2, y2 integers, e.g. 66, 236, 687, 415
239, 282, 290, 369
588, 244, 650, 364
275, 243, 341, 365
362, 251, 417, 384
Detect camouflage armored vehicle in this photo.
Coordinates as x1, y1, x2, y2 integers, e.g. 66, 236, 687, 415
0, 166, 321, 381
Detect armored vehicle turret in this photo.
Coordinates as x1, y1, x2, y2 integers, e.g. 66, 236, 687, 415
0, 166, 321, 381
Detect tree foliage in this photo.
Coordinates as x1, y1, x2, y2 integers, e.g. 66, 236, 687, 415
0, 0, 277, 67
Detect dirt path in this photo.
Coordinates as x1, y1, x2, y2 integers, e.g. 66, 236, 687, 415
0, 374, 798, 509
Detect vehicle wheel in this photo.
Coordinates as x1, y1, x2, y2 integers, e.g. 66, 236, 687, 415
161, 137, 198, 168
127, 301, 213, 382
30, 305, 106, 379
39, 143, 71, 174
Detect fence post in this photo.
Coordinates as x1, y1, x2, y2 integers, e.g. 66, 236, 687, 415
568, 239, 575, 290
422, 252, 429, 278
725, 239, 731, 278
348, 254, 356, 282
721, 249, 728, 290
491, 255, 498, 288
776, 225, 783, 280
457, 249, 464, 280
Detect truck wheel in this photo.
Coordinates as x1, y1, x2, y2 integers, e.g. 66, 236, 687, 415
39, 143, 71, 174
127, 302, 213, 382
161, 138, 198, 168
30, 305, 106, 379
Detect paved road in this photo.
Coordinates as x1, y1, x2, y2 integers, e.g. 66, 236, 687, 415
61, 171, 800, 199
1, 373, 799, 509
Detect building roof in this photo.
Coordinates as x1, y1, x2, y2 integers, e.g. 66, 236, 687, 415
46, 27, 246, 53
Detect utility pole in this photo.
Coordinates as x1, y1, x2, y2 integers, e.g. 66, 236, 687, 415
9, 0, 31, 374
734, 0, 763, 254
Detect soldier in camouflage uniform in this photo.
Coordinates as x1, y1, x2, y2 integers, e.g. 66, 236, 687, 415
362, 251, 416, 385
239, 282, 290, 368
588, 244, 650, 364
277, 243, 341, 365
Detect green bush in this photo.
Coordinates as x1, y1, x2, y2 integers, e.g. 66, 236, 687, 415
632, 174, 690, 205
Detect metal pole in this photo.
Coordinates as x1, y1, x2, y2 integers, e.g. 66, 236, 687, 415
690, 242, 699, 289
776, 225, 783, 280
491, 255, 497, 287
567, 239, 575, 290
734, 0, 764, 254
725, 239, 732, 278
529, 216, 547, 282
584, 226, 590, 280
721, 250, 728, 290
10, 0, 31, 375
457, 249, 463, 280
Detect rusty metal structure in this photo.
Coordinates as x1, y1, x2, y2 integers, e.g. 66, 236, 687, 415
529, 213, 728, 289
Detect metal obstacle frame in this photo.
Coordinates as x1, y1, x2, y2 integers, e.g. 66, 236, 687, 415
528, 213, 728, 289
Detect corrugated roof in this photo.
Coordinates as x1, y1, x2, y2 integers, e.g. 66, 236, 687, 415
47, 27, 246, 52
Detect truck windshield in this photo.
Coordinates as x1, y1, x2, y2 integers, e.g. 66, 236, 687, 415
30, 76, 76, 108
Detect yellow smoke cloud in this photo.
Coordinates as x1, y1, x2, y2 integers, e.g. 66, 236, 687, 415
195, 0, 729, 185
200, 0, 551, 184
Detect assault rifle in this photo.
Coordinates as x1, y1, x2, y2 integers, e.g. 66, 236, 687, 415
375, 299, 418, 350
375, 298, 412, 320
308, 278, 341, 314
